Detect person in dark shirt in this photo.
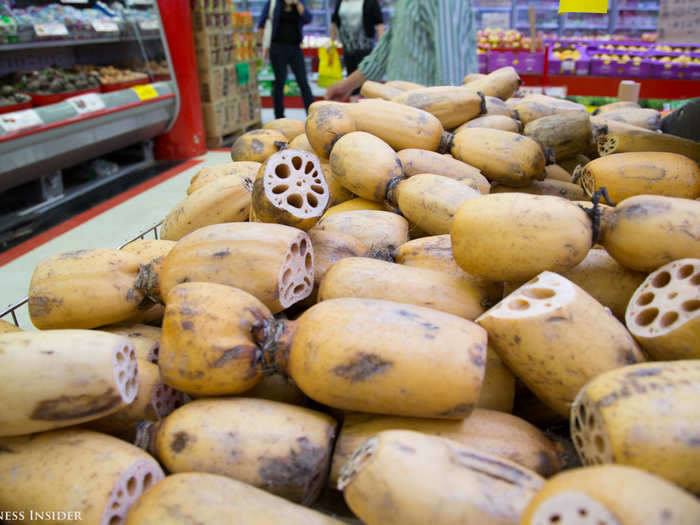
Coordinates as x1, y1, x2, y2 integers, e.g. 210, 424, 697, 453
258, 0, 315, 119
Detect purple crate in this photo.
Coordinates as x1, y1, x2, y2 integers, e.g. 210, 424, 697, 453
487, 50, 545, 74
487, 51, 513, 72
650, 60, 700, 80
478, 52, 488, 73
548, 46, 591, 76
590, 55, 652, 77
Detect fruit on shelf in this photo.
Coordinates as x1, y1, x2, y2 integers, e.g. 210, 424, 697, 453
553, 49, 582, 61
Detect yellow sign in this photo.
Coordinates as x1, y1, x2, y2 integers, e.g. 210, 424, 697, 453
559, 0, 608, 13
132, 85, 159, 101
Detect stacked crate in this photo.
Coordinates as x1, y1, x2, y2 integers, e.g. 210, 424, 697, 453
192, 0, 261, 142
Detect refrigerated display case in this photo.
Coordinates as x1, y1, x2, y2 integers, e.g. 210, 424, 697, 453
0, 0, 179, 245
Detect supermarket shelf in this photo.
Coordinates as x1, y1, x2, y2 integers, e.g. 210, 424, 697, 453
477, 7, 511, 12
0, 87, 176, 193
617, 6, 659, 11
517, 23, 559, 29
0, 35, 161, 52
521, 74, 700, 100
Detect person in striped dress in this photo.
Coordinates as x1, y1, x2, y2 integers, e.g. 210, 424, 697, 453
325, 0, 478, 101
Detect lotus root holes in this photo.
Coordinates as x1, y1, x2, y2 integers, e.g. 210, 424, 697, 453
299, 238, 307, 256
143, 472, 154, 489
677, 265, 694, 279
109, 516, 120, 525
272, 184, 288, 195
116, 351, 125, 364
292, 156, 302, 170
291, 242, 299, 256
311, 184, 324, 194
305, 253, 312, 270
594, 435, 605, 454
523, 288, 556, 300
659, 311, 679, 328
691, 273, 700, 286
652, 272, 671, 288
635, 308, 659, 327
305, 161, 314, 174
636, 292, 654, 306
682, 300, 700, 312
126, 477, 138, 496
275, 164, 290, 179
287, 194, 303, 209
549, 516, 561, 523
508, 299, 530, 311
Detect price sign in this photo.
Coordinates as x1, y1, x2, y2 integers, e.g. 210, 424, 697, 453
60, 0, 89, 4
0, 109, 44, 134
33, 23, 69, 37
92, 20, 119, 33
562, 60, 576, 71
66, 93, 106, 115
482, 12, 511, 29
659, 0, 699, 44
132, 85, 159, 101
139, 20, 160, 31
559, 0, 608, 13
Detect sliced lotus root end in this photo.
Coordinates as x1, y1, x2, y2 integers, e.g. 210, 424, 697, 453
263, 149, 329, 220
597, 135, 618, 156
150, 380, 184, 419
146, 341, 159, 364
570, 391, 613, 467
625, 259, 700, 341
113, 342, 139, 405
487, 272, 575, 320
337, 436, 378, 491
530, 491, 621, 525
278, 233, 315, 308
101, 458, 164, 525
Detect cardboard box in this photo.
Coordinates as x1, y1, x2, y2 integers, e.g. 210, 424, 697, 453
199, 67, 224, 102
201, 99, 229, 137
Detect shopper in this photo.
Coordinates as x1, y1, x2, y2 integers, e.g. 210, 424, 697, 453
257, 0, 316, 118
325, 0, 478, 101
330, 0, 385, 100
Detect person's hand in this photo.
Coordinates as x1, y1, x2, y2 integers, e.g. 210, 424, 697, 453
325, 79, 353, 101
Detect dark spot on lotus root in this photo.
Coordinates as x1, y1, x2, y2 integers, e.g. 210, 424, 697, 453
213, 345, 253, 368
58, 249, 90, 259
213, 250, 231, 258
251, 138, 264, 154
395, 443, 416, 454
258, 437, 325, 495
627, 367, 662, 377
170, 431, 193, 453
28, 296, 63, 317
547, 316, 567, 323
181, 321, 194, 331
0, 444, 15, 454
437, 403, 474, 417
536, 450, 556, 477
333, 353, 392, 383
31, 389, 122, 421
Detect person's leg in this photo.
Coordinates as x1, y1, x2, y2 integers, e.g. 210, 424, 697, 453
269, 43, 289, 119
345, 49, 372, 97
289, 45, 315, 112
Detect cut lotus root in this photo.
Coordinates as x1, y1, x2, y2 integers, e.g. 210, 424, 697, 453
597, 135, 619, 156
279, 234, 315, 308
625, 258, 700, 360
573, 165, 596, 199
102, 458, 164, 525
570, 394, 613, 467
150, 380, 183, 419
113, 342, 139, 405
487, 272, 575, 320
253, 149, 330, 230
337, 437, 378, 491
530, 491, 621, 525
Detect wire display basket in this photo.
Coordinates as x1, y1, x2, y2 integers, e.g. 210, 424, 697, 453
0, 221, 162, 329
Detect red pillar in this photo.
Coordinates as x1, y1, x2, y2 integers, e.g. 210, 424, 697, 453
154, 0, 208, 160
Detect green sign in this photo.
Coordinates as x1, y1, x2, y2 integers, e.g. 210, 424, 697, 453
236, 62, 250, 86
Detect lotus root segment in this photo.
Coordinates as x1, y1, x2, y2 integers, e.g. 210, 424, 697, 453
570, 360, 700, 494
253, 149, 330, 230
625, 258, 700, 360
0, 330, 139, 437
477, 272, 645, 417
0, 429, 164, 525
